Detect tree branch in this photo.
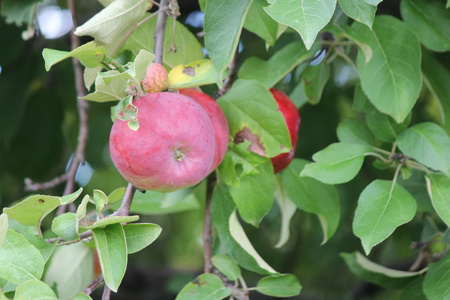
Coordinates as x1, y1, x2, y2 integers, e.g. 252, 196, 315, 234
154, 0, 169, 64
84, 275, 105, 295
214, 47, 239, 99
203, 174, 215, 273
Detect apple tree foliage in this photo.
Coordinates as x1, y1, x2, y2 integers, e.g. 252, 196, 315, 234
1, 0, 450, 299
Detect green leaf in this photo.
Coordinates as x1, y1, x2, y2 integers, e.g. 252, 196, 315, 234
60, 187, 83, 205
74, 293, 93, 300
341, 252, 425, 289
21, 233, 56, 264
93, 189, 108, 216
211, 185, 277, 275
44, 243, 95, 300
244, 0, 279, 45
422, 50, 450, 132
337, 118, 375, 147
301, 143, 372, 184
211, 254, 241, 281
352, 15, 422, 123
229, 161, 275, 227
42, 42, 107, 71
107, 187, 126, 204
176, 273, 231, 300
123, 188, 200, 215
397, 122, 450, 175
338, 0, 376, 28
204, 0, 252, 86
81, 70, 128, 102
217, 141, 268, 187
301, 63, 331, 105
401, 0, 450, 52
238, 42, 313, 89
264, 0, 337, 50
366, 106, 411, 143
0, 230, 44, 284
400, 278, 427, 300
353, 180, 417, 254
15, 280, 57, 300
74, 0, 148, 44
85, 215, 139, 230
168, 60, 218, 89
0, 213, 7, 248
76, 195, 91, 233
256, 274, 302, 297
3, 194, 61, 232
122, 16, 203, 68
217, 79, 291, 158
425, 174, 450, 227
51, 212, 79, 241
284, 159, 340, 244
0, 0, 41, 27
274, 176, 297, 248
123, 223, 162, 254
423, 251, 450, 300
92, 224, 127, 292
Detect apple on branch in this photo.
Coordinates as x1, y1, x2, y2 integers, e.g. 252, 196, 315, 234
109, 92, 216, 192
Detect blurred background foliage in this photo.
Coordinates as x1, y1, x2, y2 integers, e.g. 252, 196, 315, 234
0, 0, 448, 299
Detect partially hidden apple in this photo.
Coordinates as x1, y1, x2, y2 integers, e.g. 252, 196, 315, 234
179, 88, 229, 172
141, 63, 168, 94
109, 92, 216, 192
270, 88, 301, 173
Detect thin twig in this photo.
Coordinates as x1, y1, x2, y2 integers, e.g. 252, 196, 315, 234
154, 0, 169, 64
84, 275, 105, 295
111, 183, 136, 217
24, 175, 68, 192
101, 285, 111, 300
56, 0, 89, 216
214, 47, 239, 99
203, 174, 215, 274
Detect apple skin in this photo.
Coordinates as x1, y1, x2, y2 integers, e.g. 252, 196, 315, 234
141, 63, 168, 94
109, 92, 215, 192
179, 88, 229, 172
269, 88, 301, 173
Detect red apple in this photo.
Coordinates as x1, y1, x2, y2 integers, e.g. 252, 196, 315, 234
141, 63, 168, 94
270, 88, 300, 173
109, 92, 216, 192
179, 88, 229, 172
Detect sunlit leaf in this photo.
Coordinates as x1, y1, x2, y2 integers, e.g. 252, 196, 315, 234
401, 0, 450, 52
0, 230, 44, 285
244, 0, 278, 45
74, 0, 148, 44
264, 0, 337, 49
425, 174, 450, 227
341, 252, 425, 289
301, 143, 372, 184
204, 0, 252, 85
176, 273, 231, 300
256, 274, 302, 297
211, 254, 241, 281
353, 180, 417, 254
352, 15, 422, 123
15, 280, 57, 300
217, 79, 291, 158
168, 60, 218, 89
92, 224, 127, 292
338, 0, 376, 28
44, 242, 95, 300
397, 122, 450, 175
123, 223, 162, 254
42, 41, 107, 71
238, 42, 313, 89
